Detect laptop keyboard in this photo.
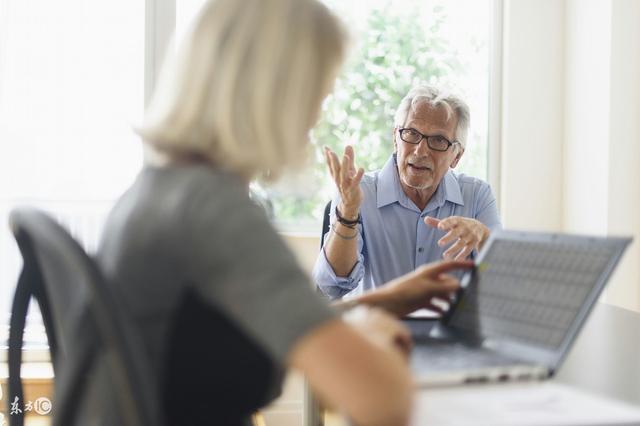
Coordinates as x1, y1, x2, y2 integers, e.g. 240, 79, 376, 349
448, 239, 616, 349
412, 340, 522, 371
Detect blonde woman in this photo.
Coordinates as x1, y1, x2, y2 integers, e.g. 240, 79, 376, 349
97, 0, 471, 425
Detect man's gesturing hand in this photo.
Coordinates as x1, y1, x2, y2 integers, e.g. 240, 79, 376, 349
425, 216, 490, 260
324, 145, 364, 217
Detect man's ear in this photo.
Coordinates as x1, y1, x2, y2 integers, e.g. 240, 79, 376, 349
450, 146, 464, 168
392, 127, 398, 153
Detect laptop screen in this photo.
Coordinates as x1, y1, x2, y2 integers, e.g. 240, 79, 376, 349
446, 234, 629, 350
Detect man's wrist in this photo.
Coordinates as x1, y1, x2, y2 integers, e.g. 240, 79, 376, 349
338, 203, 360, 220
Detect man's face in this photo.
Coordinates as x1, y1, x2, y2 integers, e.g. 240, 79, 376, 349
394, 102, 463, 199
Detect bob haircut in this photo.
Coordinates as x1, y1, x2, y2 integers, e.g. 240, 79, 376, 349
394, 85, 471, 150
137, 0, 347, 181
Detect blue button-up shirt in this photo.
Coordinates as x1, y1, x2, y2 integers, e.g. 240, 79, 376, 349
312, 155, 502, 299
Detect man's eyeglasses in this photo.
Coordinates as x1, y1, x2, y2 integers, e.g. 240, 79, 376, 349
397, 127, 459, 152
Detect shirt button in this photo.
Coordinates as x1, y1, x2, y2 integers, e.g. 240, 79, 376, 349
418, 247, 424, 253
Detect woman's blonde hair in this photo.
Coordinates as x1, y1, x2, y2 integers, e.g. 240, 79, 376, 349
138, 0, 347, 181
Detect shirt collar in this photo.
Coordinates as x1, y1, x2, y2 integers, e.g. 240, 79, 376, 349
376, 155, 403, 208
376, 154, 465, 210
441, 171, 465, 206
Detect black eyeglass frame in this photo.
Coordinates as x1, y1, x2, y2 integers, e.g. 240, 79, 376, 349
397, 127, 460, 152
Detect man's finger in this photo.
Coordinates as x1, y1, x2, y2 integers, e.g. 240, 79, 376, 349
331, 154, 344, 185
327, 148, 340, 172
328, 150, 344, 182
443, 239, 466, 259
340, 152, 351, 185
455, 246, 473, 261
345, 145, 356, 164
437, 216, 460, 231
324, 147, 337, 179
438, 230, 459, 247
345, 148, 357, 179
424, 216, 440, 229
345, 144, 354, 157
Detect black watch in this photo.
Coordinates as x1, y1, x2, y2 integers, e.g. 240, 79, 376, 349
335, 206, 361, 226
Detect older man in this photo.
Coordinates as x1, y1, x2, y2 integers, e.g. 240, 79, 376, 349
312, 85, 501, 299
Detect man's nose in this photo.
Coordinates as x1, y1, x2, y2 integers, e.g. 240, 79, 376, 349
414, 139, 432, 156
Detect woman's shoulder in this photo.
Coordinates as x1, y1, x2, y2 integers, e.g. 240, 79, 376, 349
143, 163, 245, 194
137, 164, 252, 214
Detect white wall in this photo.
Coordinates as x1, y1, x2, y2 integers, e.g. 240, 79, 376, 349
503, 0, 640, 311
501, 0, 565, 231
562, 0, 640, 310
564, 0, 611, 235
604, 0, 640, 309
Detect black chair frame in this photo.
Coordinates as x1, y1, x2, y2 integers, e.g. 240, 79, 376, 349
7, 208, 161, 426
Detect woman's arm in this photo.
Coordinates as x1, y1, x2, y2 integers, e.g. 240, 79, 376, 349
290, 260, 473, 424
335, 260, 473, 317
288, 309, 413, 426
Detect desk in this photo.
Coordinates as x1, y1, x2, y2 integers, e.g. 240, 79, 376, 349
555, 302, 640, 406
410, 302, 640, 425
405, 302, 640, 404
308, 303, 640, 426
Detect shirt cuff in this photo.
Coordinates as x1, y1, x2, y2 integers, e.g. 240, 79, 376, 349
312, 248, 364, 300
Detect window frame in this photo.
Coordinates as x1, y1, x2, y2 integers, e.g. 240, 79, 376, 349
488, 0, 504, 212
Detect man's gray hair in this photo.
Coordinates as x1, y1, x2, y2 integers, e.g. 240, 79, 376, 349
393, 85, 470, 149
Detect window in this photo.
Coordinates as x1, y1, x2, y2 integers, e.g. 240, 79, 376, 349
262, 0, 493, 231
0, 1, 145, 329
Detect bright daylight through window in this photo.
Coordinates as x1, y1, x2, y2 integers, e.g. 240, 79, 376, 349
0, 1, 145, 333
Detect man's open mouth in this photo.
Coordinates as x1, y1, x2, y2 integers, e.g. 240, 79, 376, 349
408, 163, 432, 171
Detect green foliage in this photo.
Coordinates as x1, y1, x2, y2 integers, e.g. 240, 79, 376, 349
268, 2, 470, 226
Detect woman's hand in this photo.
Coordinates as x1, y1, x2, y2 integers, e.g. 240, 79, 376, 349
343, 305, 412, 358
356, 260, 474, 318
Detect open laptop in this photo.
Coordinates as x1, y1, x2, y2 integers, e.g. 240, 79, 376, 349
410, 230, 631, 387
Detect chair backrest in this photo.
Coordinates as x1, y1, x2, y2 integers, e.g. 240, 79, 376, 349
320, 201, 331, 248
7, 207, 161, 426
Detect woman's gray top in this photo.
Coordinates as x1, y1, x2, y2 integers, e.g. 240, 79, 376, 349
95, 164, 335, 425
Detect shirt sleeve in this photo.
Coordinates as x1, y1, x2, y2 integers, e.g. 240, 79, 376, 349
311, 198, 365, 299
184, 179, 336, 364
474, 182, 502, 231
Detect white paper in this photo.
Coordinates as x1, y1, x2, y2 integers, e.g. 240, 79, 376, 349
411, 381, 640, 425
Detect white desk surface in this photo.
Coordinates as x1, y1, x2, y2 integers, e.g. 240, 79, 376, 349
412, 381, 640, 426
409, 303, 640, 425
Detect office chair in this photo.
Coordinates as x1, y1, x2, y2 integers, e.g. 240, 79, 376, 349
320, 201, 331, 248
7, 207, 161, 426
